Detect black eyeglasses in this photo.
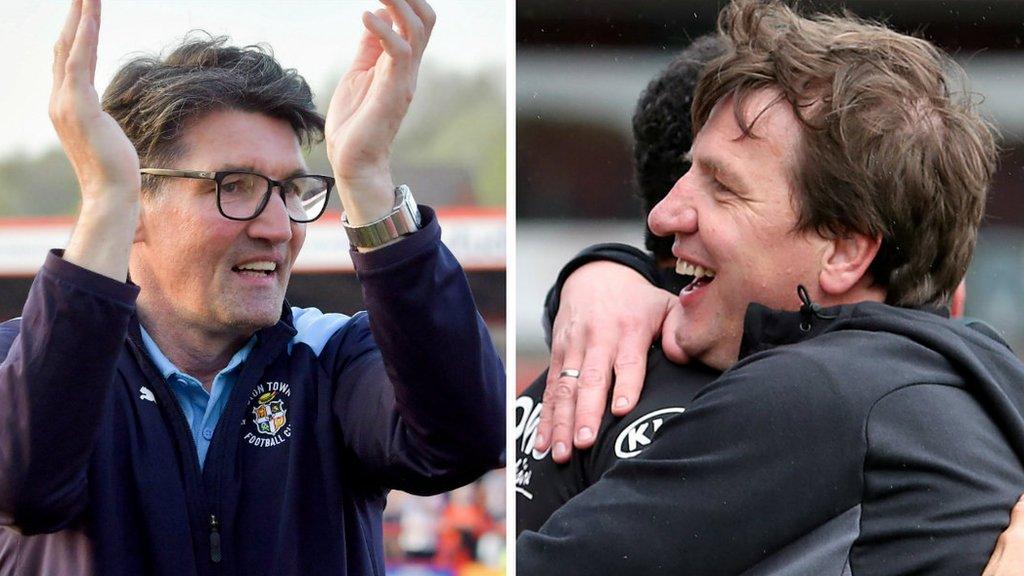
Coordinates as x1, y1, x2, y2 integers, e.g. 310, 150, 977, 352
139, 169, 334, 223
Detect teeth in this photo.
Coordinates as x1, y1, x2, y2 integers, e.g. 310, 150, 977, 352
237, 261, 277, 272
675, 258, 716, 278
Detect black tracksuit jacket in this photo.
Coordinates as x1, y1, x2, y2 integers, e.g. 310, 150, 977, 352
517, 245, 1024, 575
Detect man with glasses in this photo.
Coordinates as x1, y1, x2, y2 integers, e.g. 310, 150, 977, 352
0, 0, 503, 574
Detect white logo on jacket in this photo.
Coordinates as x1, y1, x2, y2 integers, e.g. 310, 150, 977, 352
139, 386, 156, 403
614, 407, 686, 459
514, 396, 551, 500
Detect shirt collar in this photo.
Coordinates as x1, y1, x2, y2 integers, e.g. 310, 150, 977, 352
139, 325, 255, 382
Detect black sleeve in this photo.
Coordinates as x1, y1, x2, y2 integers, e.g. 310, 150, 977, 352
515, 349, 866, 576
542, 243, 660, 347
515, 352, 717, 537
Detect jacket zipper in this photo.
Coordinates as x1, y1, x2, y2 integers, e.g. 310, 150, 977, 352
209, 514, 222, 563
127, 335, 222, 573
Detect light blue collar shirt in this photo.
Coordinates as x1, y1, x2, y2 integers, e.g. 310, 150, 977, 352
139, 326, 255, 469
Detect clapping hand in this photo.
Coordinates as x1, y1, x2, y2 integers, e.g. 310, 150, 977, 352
325, 0, 435, 226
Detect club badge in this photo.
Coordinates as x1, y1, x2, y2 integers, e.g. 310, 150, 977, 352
243, 381, 292, 448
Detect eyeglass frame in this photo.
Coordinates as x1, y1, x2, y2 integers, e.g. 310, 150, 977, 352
138, 168, 335, 223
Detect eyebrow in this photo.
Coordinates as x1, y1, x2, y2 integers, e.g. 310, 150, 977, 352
690, 152, 749, 192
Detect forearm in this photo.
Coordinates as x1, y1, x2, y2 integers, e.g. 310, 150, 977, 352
64, 195, 139, 282
0, 251, 138, 532
351, 206, 504, 480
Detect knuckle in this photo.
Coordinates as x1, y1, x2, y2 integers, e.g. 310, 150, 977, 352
550, 421, 572, 436
552, 382, 575, 400
536, 409, 552, 425
393, 41, 413, 59
617, 315, 643, 330
541, 385, 558, 403
614, 353, 644, 371
578, 368, 606, 389
423, 5, 437, 25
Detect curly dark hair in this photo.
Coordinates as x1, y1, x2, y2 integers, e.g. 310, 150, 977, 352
101, 33, 325, 192
632, 35, 726, 260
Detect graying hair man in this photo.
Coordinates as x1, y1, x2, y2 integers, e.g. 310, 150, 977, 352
0, 0, 504, 574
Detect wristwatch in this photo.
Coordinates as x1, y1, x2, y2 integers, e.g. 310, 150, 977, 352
341, 185, 422, 249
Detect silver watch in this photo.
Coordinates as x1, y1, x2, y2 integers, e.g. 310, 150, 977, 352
341, 185, 422, 248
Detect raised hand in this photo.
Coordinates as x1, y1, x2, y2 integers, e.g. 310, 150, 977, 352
51, 0, 140, 206
534, 262, 684, 463
325, 0, 435, 226
51, 0, 141, 280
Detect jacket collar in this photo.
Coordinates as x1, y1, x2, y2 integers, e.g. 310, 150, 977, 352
737, 285, 949, 360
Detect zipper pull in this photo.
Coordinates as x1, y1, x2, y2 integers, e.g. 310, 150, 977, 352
209, 514, 222, 563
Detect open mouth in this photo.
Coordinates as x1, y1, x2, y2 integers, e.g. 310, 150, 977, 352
232, 261, 278, 278
676, 258, 716, 293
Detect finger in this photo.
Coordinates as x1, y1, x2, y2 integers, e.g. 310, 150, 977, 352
87, 0, 101, 84
538, 344, 585, 462
404, 0, 437, 38
548, 368, 581, 463
363, 9, 412, 67
380, 0, 426, 51
572, 347, 613, 449
64, 0, 99, 88
534, 370, 557, 453
351, 10, 389, 71
537, 316, 575, 452
53, 0, 84, 93
609, 330, 650, 416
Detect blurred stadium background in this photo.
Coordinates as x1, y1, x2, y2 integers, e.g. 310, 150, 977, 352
517, 0, 1024, 393
0, 2, 506, 574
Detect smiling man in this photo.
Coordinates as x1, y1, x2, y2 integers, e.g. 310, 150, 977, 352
0, 0, 504, 575
517, 1, 1024, 574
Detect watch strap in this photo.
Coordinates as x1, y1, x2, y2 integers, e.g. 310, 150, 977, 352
342, 185, 422, 248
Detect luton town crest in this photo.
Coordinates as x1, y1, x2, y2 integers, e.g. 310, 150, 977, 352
253, 391, 287, 436
244, 381, 292, 448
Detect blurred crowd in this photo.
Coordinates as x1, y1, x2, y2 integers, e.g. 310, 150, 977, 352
384, 469, 506, 575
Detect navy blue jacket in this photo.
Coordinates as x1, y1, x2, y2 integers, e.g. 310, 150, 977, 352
0, 208, 505, 576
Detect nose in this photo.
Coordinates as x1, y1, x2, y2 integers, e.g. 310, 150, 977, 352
247, 188, 294, 244
648, 173, 698, 238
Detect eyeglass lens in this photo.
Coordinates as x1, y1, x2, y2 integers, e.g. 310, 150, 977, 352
219, 173, 329, 222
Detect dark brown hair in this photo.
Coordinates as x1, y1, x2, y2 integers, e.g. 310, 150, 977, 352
102, 33, 325, 191
692, 0, 997, 308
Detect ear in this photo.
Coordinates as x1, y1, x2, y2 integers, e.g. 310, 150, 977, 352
133, 197, 149, 244
818, 232, 881, 297
950, 280, 967, 318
